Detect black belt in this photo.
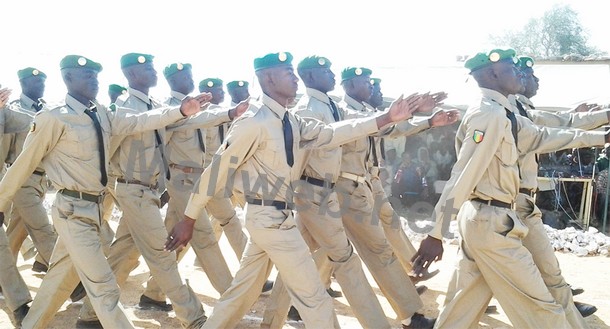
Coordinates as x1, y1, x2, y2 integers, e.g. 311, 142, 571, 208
33, 170, 45, 176
519, 188, 537, 197
300, 175, 334, 188
116, 178, 158, 190
246, 198, 294, 210
58, 189, 104, 203
471, 198, 513, 209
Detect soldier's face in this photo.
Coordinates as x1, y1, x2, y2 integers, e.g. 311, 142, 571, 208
131, 63, 158, 88
350, 76, 373, 103
310, 68, 336, 93
210, 87, 225, 105
229, 87, 249, 103
369, 84, 383, 108
523, 70, 539, 98
21, 76, 46, 100
170, 70, 195, 95
496, 61, 523, 95
67, 68, 99, 101
272, 66, 299, 100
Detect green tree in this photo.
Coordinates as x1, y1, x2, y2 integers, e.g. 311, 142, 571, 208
491, 4, 600, 58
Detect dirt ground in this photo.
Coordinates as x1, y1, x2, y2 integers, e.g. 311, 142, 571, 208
1, 214, 609, 328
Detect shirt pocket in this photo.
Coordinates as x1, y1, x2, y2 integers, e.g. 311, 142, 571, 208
498, 129, 518, 166
64, 123, 98, 161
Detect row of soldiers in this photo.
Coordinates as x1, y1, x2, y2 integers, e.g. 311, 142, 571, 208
0, 48, 601, 329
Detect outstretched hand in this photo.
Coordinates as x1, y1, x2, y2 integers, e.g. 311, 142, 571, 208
0, 87, 12, 108
429, 109, 460, 127
386, 93, 422, 122
410, 235, 444, 276
180, 93, 213, 116
229, 97, 251, 120
165, 216, 196, 252
416, 92, 448, 113
573, 102, 600, 113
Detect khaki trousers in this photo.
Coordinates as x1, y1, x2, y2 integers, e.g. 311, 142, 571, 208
86, 182, 206, 329
0, 226, 32, 312
21, 193, 133, 329
206, 194, 248, 260
435, 200, 569, 329
335, 177, 423, 320
203, 204, 338, 329
261, 182, 390, 329
143, 168, 233, 300
6, 173, 57, 266
517, 193, 587, 329
370, 176, 417, 273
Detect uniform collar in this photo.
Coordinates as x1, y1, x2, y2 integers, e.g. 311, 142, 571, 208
515, 94, 534, 108
262, 93, 287, 118
343, 94, 366, 112
480, 88, 513, 112
128, 87, 152, 106
19, 94, 37, 109
170, 90, 187, 101
363, 101, 376, 112
305, 88, 331, 105
65, 94, 92, 115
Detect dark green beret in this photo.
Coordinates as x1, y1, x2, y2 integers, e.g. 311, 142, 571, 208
297, 55, 331, 70
60, 55, 103, 72
226, 80, 249, 90
17, 67, 46, 80
253, 52, 293, 71
163, 63, 192, 78
517, 56, 535, 69
341, 67, 372, 82
120, 53, 154, 68
464, 48, 517, 73
199, 78, 223, 90
108, 84, 127, 94
370, 78, 382, 86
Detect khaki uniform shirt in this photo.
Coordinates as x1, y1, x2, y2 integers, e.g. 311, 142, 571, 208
1, 98, 34, 165
293, 88, 344, 183
339, 95, 430, 177
429, 88, 606, 239
204, 104, 231, 166
185, 93, 381, 220
511, 94, 610, 190
164, 91, 232, 169
0, 94, 185, 211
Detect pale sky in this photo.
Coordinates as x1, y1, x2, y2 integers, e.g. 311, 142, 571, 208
2, 0, 608, 105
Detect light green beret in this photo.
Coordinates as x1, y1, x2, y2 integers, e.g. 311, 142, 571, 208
226, 80, 249, 90
60, 55, 103, 72
17, 67, 47, 80
163, 62, 192, 78
108, 84, 127, 94
199, 78, 223, 91
297, 55, 331, 70
341, 67, 372, 82
370, 78, 382, 86
120, 53, 154, 68
517, 56, 535, 69
464, 48, 517, 73
253, 52, 293, 71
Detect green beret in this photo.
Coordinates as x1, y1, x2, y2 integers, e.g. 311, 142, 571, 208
120, 53, 154, 68
464, 48, 518, 73
370, 78, 382, 86
226, 80, 249, 90
60, 55, 103, 72
297, 55, 331, 70
163, 62, 192, 78
341, 67, 372, 82
17, 67, 47, 80
108, 84, 127, 94
517, 56, 535, 69
199, 78, 223, 90
253, 52, 293, 71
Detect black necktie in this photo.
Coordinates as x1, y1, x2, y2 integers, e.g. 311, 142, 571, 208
147, 102, 171, 180
218, 125, 225, 144
33, 102, 43, 112
328, 97, 340, 122
196, 129, 206, 152
516, 101, 530, 119
282, 111, 294, 167
84, 106, 107, 186
368, 136, 379, 167
505, 108, 522, 178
